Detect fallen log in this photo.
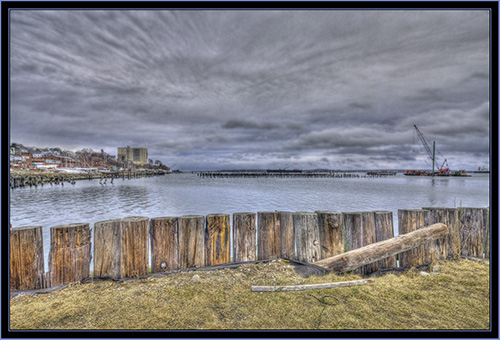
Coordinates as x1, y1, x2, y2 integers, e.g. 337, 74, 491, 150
310, 223, 449, 274
251, 279, 374, 292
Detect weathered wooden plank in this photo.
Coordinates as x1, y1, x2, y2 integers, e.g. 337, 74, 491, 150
314, 223, 449, 273
374, 211, 396, 269
257, 212, 280, 260
94, 219, 122, 279
251, 279, 374, 292
178, 215, 205, 269
294, 212, 320, 263
233, 212, 256, 262
483, 207, 489, 259
342, 212, 378, 274
459, 207, 485, 258
150, 217, 179, 273
316, 211, 343, 260
360, 212, 378, 275
343, 212, 361, 254
423, 207, 461, 260
48, 223, 91, 287
10, 226, 45, 291
278, 211, 295, 259
120, 216, 149, 278
205, 214, 231, 266
398, 209, 430, 268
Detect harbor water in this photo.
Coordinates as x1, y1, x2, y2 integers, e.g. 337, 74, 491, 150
9, 172, 490, 270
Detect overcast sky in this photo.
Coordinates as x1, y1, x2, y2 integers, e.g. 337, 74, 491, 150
10, 10, 490, 171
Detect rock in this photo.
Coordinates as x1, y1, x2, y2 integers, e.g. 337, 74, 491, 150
432, 265, 441, 273
420, 271, 430, 276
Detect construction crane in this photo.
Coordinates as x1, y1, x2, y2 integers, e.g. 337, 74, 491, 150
413, 125, 449, 176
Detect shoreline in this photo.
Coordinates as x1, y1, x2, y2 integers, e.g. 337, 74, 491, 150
9, 169, 167, 189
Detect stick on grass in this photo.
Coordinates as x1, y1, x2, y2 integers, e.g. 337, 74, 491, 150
251, 279, 374, 292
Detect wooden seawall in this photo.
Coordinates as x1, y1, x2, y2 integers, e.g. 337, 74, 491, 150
9, 207, 489, 291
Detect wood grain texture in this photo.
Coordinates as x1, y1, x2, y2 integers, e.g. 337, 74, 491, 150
257, 212, 280, 260
342, 212, 378, 274
398, 209, 430, 268
294, 212, 320, 263
10, 226, 45, 290
343, 212, 363, 252
422, 207, 460, 260
205, 214, 231, 265
178, 215, 205, 269
233, 212, 256, 262
120, 216, 149, 278
483, 207, 489, 259
94, 219, 122, 279
315, 223, 449, 273
374, 211, 396, 269
360, 212, 378, 275
278, 211, 295, 259
316, 211, 343, 260
48, 223, 91, 287
150, 217, 179, 273
458, 207, 485, 258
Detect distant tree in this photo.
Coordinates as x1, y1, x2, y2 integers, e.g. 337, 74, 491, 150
155, 160, 163, 166
148, 159, 154, 165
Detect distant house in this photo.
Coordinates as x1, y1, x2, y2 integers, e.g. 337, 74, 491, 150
117, 146, 148, 164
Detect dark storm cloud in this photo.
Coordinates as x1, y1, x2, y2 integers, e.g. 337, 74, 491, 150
9, 9, 490, 170
222, 119, 279, 130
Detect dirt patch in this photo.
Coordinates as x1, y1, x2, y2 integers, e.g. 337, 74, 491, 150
10, 259, 490, 330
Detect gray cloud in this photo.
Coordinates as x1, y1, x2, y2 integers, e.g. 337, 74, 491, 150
9, 9, 490, 170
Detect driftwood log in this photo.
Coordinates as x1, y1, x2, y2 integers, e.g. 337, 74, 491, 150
312, 223, 449, 273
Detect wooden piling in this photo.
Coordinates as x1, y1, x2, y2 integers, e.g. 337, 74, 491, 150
316, 211, 343, 259
398, 209, 430, 268
359, 212, 378, 275
94, 217, 149, 279
94, 219, 122, 279
423, 207, 460, 259
120, 216, 149, 278
150, 217, 179, 273
343, 212, 363, 253
458, 207, 485, 258
374, 211, 396, 269
10, 226, 45, 291
48, 223, 91, 287
483, 207, 489, 258
342, 212, 378, 274
233, 212, 256, 262
257, 212, 280, 260
178, 215, 205, 269
294, 212, 320, 263
205, 214, 231, 266
278, 211, 295, 259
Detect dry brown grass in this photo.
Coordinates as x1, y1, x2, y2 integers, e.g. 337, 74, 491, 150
10, 258, 490, 330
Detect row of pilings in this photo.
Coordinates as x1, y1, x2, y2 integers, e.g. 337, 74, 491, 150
197, 172, 365, 179
9, 170, 166, 189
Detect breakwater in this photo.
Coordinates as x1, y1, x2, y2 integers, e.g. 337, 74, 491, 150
197, 171, 401, 179
10, 206, 489, 292
197, 172, 363, 179
9, 170, 166, 189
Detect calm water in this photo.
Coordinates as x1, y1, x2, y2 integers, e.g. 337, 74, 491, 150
9, 172, 490, 269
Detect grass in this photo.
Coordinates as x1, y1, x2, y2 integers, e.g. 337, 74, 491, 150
10, 258, 490, 330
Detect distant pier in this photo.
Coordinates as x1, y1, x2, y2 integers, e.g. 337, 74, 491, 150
197, 171, 364, 179
9, 169, 166, 189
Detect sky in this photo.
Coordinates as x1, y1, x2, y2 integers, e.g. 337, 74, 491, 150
9, 9, 490, 171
